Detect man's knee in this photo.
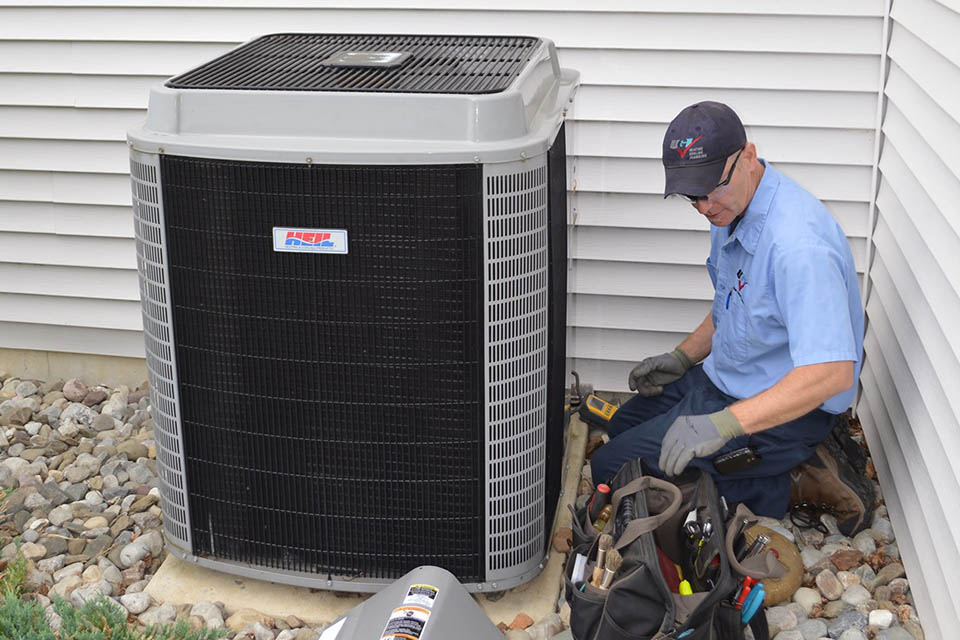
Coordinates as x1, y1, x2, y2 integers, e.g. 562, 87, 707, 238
589, 444, 624, 486
606, 409, 635, 439
590, 430, 664, 486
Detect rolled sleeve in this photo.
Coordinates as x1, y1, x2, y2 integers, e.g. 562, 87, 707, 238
773, 243, 858, 367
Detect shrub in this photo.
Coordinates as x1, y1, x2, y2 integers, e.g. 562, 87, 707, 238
0, 592, 55, 640
0, 545, 27, 598
53, 596, 228, 640
0, 551, 226, 640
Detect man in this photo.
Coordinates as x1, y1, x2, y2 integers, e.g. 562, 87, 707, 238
590, 101, 871, 534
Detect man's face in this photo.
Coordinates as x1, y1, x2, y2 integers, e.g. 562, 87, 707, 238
690, 147, 752, 227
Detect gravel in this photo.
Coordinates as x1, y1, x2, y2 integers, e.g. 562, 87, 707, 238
0, 371, 930, 640
0, 373, 330, 639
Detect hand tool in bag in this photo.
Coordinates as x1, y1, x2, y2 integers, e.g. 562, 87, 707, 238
598, 548, 622, 590
732, 576, 757, 610
588, 483, 611, 521
683, 519, 712, 592
591, 534, 613, 587
741, 583, 765, 623
614, 493, 634, 540
572, 553, 588, 585
738, 533, 770, 562
730, 517, 755, 560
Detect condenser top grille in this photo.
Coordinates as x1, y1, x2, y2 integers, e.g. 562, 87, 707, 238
166, 33, 541, 94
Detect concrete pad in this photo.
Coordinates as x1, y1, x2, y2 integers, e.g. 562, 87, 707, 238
146, 415, 588, 627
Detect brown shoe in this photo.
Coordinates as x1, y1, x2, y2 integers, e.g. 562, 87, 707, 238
790, 424, 875, 536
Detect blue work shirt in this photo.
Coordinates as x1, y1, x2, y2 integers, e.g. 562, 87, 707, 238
701, 160, 864, 414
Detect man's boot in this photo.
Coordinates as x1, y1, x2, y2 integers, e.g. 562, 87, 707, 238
789, 416, 875, 536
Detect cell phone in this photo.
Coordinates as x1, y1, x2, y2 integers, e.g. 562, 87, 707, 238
713, 447, 761, 475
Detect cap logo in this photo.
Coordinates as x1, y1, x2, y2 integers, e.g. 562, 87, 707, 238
671, 135, 704, 159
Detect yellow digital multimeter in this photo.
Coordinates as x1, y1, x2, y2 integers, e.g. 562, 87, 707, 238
579, 393, 618, 429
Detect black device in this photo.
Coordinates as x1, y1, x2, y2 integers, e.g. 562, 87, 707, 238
713, 446, 761, 475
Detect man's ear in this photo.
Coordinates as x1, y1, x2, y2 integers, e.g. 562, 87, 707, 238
743, 142, 758, 163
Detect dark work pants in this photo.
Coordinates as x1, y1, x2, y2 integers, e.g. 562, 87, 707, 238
589, 365, 836, 517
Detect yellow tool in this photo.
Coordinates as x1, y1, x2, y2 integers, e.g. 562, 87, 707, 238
579, 393, 618, 429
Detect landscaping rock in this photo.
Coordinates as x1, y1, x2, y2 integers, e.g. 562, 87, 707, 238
191, 601, 225, 628
869, 609, 894, 629
794, 618, 827, 640
816, 569, 844, 601
873, 563, 905, 588
767, 606, 799, 636
120, 592, 153, 615
62, 379, 89, 403
227, 609, 275, 632
139, 604, 177, 626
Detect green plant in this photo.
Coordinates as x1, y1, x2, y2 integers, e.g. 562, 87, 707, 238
0, 543, 229, 640
54, 596, 228, 640
0, 572, 228, 640
0, 546, 27, 598
54, 596, 140, 640
0, 592, 56, 640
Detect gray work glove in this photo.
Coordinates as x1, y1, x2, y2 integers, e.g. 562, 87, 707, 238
659, 408, 744, 477
628, 348, 694, 396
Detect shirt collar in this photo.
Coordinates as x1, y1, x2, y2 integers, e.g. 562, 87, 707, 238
725, 159, 779, 254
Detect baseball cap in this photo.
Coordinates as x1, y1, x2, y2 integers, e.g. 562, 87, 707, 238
662, 101, 746, 198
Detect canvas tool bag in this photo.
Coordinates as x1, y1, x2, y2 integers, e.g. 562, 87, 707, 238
565, 461, 774, 640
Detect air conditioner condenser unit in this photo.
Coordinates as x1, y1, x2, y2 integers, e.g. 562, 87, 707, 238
128, 33, 579, 592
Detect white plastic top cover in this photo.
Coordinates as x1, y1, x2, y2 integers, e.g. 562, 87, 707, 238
129, 33, 580, 165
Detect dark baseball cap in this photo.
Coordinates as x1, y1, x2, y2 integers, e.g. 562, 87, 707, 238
662, 101, 746, 198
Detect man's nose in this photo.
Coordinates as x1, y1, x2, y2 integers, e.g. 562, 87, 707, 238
694, 199, 712, 215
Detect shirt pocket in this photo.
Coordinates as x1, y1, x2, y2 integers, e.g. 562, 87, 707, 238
720, 282, 750, 363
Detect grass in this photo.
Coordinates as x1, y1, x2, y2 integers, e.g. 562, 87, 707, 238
0, 547, 228, 640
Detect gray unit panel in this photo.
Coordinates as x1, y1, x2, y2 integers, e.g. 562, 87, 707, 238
129, 150, 192, 552
483, 154, 550, 583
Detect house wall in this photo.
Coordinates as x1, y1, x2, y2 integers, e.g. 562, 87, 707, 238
856, 0, 960, 636
0, 1, 882, 393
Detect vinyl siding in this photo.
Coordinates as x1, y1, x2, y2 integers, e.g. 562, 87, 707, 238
0, 2, 884, 397
856, 0, 960, 635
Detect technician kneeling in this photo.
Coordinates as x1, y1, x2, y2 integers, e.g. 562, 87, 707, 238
591, 101, 865, 521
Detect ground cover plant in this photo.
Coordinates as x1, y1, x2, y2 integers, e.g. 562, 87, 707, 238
0, 546, 226, 640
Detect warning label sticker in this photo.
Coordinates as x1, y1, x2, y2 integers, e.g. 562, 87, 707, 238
381, 605, 431, 640
403, 584, 439, 609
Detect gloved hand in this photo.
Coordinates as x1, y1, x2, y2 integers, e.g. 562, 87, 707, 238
628, 348, 694, 396
659, 408, 744, 477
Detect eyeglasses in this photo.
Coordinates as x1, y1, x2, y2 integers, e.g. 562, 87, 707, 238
676, 148, 744, 203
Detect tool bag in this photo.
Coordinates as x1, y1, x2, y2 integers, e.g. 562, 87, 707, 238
565, 460, 771, 640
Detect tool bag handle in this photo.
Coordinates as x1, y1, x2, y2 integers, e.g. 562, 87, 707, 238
603, 476, 683, 550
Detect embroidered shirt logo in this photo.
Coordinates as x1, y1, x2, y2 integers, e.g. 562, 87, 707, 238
737, 268, 748, 293
725, 268, 748, 309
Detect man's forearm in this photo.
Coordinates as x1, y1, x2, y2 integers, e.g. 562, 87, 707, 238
728, 361, 854, 433
677, 311, 714, 364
